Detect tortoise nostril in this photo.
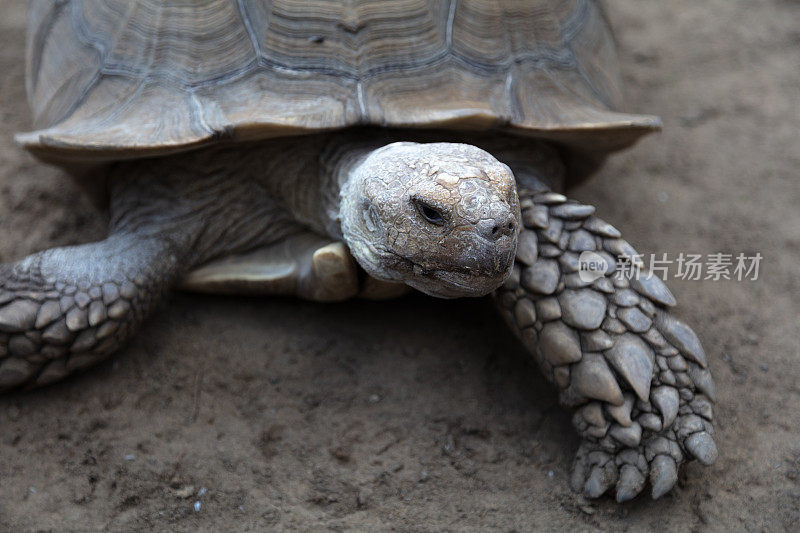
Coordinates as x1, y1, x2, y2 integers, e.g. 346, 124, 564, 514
478, 218, 514, 241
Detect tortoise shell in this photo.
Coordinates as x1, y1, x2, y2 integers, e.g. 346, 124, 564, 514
16, 0, 659, 165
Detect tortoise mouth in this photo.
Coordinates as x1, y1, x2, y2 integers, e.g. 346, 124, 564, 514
388, 249, 515, 299
423, 269, 510, 298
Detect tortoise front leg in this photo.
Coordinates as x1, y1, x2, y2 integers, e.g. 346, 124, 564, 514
494, 185, 717, 501
0, 232, 186, 389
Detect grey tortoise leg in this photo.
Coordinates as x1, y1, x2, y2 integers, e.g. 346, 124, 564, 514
0, 234, 185, 390
0, 148, 306, 391
494, 184, 717, 501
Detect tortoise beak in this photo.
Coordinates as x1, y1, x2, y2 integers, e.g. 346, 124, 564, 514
399, 231, 519, 298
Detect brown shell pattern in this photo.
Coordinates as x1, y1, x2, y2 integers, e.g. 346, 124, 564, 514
17, 0, 659, 163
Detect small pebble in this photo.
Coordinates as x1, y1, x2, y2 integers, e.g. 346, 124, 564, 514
197, 487, 207, 497
357, 487, 373, 507
124, 454, 136, 461
368, 394, 381, 404
194, 501, 201, 512
175, 485, 195, 499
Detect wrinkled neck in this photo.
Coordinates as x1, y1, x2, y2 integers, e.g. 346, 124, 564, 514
215, 136, 386, 240
318, 139, 385, 239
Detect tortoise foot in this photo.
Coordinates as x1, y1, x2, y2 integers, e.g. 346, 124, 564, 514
570, 401, 717, 501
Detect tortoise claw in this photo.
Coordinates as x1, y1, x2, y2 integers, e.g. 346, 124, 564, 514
650, 455, 679, 499
616, 464, 646, 502
684, 431, 718, 466
584, 460, 619, 498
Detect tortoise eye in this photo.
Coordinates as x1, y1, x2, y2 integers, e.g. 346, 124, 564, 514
413, 198, 445, 225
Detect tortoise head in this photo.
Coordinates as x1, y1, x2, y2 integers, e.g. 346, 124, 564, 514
340, 142, 520, 298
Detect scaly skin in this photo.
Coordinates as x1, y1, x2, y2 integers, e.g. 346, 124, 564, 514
494, 181, 717, 501
0, 235, 183, 388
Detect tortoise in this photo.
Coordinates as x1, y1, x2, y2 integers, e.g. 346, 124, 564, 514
0, 0, 717, 502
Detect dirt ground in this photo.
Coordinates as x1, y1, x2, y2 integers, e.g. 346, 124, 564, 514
0, 1, 798, 531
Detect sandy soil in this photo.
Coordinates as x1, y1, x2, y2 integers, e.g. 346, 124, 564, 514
0, 1, 799, 531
